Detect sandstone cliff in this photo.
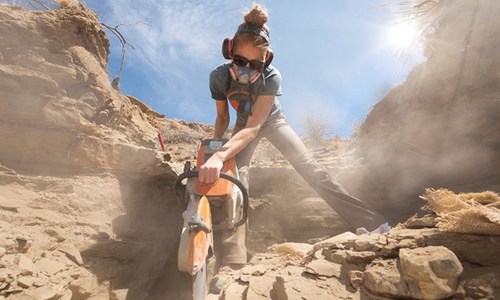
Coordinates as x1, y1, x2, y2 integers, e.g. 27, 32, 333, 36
0, 3, 202, 299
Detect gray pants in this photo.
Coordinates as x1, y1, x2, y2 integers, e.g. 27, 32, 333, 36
216, 114, 386, 265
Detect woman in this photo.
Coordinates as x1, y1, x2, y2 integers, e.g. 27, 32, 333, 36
200, 3, 389, 269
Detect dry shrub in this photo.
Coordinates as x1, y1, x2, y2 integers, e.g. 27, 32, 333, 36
303, 113, 332, 147
54, 0, 77, 7
458, 191, 500, 205
420, 188, 500, 235
421, 188, 470, 214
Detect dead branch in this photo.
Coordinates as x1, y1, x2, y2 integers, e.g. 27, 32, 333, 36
100, 23, 136, 90
30, 0, 51, 9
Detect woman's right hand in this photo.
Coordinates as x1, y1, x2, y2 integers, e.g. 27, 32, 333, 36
198, 152, 224, 184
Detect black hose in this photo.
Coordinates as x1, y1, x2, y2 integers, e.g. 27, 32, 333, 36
174, 171, 249, 228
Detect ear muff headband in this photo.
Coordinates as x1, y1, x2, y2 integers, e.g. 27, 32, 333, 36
236, 23, 270, 44
222, 24, 274, 68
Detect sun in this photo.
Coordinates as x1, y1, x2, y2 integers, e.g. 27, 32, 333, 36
387, 21, 420, 50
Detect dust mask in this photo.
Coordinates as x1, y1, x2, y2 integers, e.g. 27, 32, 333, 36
229, 64, 261, 84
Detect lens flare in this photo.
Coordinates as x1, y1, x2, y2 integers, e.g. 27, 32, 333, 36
387, 21, 420, 50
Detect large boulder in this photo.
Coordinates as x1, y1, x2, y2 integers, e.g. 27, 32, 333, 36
400, 246, 463, 299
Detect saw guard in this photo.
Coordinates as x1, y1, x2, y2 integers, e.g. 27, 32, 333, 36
178, 195, 213, 275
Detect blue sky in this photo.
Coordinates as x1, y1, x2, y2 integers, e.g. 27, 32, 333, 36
83, 0, 424, 137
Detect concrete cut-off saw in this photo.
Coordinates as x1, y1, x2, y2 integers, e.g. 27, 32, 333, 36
173, 139, 249, 300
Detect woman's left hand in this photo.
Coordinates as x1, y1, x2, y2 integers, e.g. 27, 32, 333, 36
198, 153, 224, 184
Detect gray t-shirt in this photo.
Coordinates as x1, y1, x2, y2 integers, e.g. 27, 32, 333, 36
209, 63, 283, 126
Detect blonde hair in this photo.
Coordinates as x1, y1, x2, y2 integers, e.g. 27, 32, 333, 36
233, 3, 270, 53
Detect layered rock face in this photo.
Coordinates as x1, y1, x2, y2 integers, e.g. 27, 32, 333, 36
0, 4, 194, 299
0, 4, 163, 175
350, 0, 500, 222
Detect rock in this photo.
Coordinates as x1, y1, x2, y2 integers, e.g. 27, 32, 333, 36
348, 234, 384, 252
403, 215, 437, 229
274, 275, 336, 299
241, 264, 267, 277
323, 249, 347, 264
246, 276, 275, 299
58, 243, 84, 266
205, 294, 219, 300
69, 274, 99, 300
464, 279, 495, 299
0, 195, 20, 213
32, 278, 49, 287
9, 284, 64, 300
309, 231, 357, 254
0, 282, 8, 290
1, 254, 17, 269
110, 289, 128, 300
35, 257, 66, 275
396, 238, 420, 249
15, 236, 31, 253
0, 234, 16, 253
240, 264, 267, 282
459, 268, 500, 300
399, 246, 463, 299
60, 289, 73, 300
364, 246, 464, 300
304, 259, 341, 278
0, 247, 6, 258
44, 228, 66, 242
364, 259, 411, 298
345, 250, 377, 265
222, 280, 247, 300
2, 285, 23, 295
17, 254, 35, 276
16, 275, 34, 288
270, 242, 313, 259
348, 270, 364, 289
279, 265, 305, 277
249, 253, 282, 265
0, 269, 9, 282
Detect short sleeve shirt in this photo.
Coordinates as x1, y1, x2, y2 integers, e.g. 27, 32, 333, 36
209, 63, 283, 126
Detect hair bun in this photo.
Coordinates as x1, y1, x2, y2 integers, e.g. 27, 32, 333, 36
243, 3, 269, 28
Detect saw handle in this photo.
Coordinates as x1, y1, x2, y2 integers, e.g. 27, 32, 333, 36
174, 171, 249, 228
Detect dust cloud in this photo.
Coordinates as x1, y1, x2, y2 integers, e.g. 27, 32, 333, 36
343, 0, 500, 223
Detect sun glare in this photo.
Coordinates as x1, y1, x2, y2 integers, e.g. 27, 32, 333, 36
387, 21, 420, 51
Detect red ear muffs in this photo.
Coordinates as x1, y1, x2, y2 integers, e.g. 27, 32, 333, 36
264, 49, 274, 69
222, 38, 233, 59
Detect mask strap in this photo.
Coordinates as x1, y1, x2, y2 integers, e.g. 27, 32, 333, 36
249, 71, 261, 84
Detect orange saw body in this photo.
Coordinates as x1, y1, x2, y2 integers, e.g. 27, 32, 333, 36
174, 139, 249, 299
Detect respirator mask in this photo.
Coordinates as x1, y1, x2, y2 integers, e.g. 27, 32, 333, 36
229, 64, 261, 84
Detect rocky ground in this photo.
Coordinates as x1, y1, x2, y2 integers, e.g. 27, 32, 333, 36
0, 1, 499, 300
208, 217, 500, 300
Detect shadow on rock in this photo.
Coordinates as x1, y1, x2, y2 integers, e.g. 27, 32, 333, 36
80, 174, 192, 300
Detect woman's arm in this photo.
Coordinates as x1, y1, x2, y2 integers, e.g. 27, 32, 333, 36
199, 95, 275, 183
214, 100, 230, 139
